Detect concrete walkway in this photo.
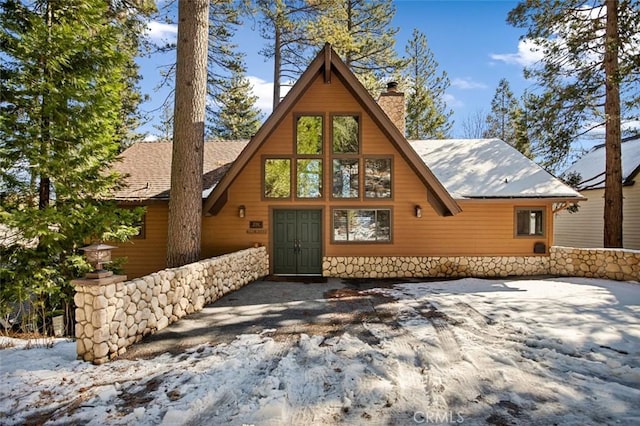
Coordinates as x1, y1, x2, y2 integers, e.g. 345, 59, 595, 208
118, 277, 406, 360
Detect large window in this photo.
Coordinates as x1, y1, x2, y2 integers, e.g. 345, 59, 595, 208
333, 209, 391, 242
332, 115, 359, 153
264, 159, 291, 198
515, 208, 544, 236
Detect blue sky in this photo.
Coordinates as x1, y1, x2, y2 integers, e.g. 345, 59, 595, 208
138, 0, 541, 140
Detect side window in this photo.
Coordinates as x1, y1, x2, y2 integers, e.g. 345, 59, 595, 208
515, 208, 544, 236
332, 115, 359, 154
264, 159, 291, 198
132, 213, 146, 239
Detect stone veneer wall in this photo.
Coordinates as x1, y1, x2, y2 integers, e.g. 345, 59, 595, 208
550, 246, 639, 282
74, 247, 269, 364
322, 255, 550, 278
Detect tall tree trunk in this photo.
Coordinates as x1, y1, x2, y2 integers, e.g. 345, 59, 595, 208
167, 0, 209, 267
273, 23, 282, 110
39, 1, 52, 211
603, 0, 623, 248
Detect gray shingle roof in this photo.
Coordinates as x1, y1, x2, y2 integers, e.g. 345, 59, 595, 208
113, 138, 583, 202
111, 140, 248, 200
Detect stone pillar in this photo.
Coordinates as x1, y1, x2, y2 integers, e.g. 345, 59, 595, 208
72, 274, 127, 364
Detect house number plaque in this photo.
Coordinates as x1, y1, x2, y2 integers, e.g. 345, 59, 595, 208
247, 221, 267, 234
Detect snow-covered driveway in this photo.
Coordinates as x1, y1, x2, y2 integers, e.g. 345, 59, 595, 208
1, 277, 639, 425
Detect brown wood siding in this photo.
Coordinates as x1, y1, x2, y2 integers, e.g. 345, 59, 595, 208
114, 203, 169, 278
554, 184, 640, 249
201, 73, 554, 266
122, 72, 557, 277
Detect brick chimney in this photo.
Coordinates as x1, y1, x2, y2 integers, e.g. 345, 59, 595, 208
377, 82, 405, 136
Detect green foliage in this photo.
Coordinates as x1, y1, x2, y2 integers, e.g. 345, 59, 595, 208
507, 0, 640, 172
332, 116, 359, 153
483, 78, 531, 157
206, 0, 249, 123
257, 0, 323, 108
403, 29, 453, 139
256, 0, 405, 101
264, 159, 291, 198
209, 67, 263, 139
306, 0, 405, 94
560, 171, 582, 213
296, 116, 323, 154
0, 0, 145, 334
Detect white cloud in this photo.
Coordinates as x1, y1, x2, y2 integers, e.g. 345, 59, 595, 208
451, 78, 487, 90
490, 39, 544, 67
146, 21, 178, 43
443, 93, 464, 108
247, 76, 293, 116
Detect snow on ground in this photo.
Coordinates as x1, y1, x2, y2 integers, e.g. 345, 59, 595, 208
1, 277, 639, 425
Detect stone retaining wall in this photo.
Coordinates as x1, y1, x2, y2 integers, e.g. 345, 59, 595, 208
322, 255, 550, 278
550, 246, 639, 282
74, 247, 269, 364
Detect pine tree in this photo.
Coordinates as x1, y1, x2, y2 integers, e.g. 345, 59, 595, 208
149, 0, 246, 129
206, 0, 246, 122
508, 0, 640, 247
153, 102, 174, 141
209, 67, 263, 139
306, 0, 405, 94
403, 29, 453, 139
484, 79, 518, 142
166, 0, 209, 268
0, 0, 145, 332
257, 0, 321, 109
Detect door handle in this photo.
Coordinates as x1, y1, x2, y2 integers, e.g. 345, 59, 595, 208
293, 240, 301, 254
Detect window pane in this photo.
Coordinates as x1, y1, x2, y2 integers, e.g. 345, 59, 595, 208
516, 209, 543, 236
296, 116, 322, 154
332, 159, 359, 198
297, 159, 322, 198
264, 159, 290, 198
350, 210, 375, 241
533, 210, 543, 235
333, 210, 348, 241
365, 158, 391, 198
375, 210, 391, 241
332, 115, 359, 153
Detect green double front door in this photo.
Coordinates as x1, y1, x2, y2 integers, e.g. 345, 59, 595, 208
273, 209, 322, 275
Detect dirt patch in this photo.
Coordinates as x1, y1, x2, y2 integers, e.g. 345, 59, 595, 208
324, 288, 365, 299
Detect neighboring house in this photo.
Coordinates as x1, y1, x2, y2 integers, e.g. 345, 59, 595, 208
554, 135, 640, 249
112, 44, 582, 278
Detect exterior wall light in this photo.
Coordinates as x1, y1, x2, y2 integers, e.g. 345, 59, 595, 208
238, 205, 246, 218
415, 205, 422, 218
79, 243, 117, 279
